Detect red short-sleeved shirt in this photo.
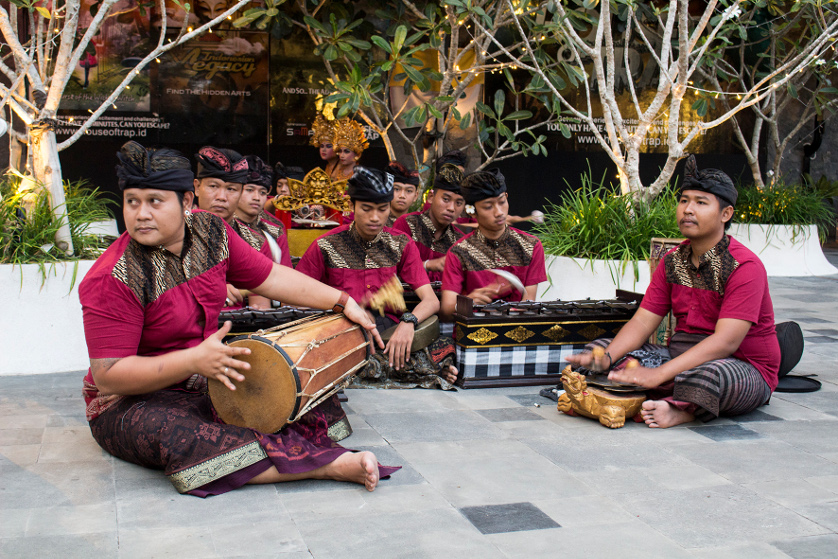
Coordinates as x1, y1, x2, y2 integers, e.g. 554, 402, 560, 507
295, 224, 430, 319
392, 211, 465, 282
640, 235, 780, 391
80, 210, 273, 418
441, 227, 547, 302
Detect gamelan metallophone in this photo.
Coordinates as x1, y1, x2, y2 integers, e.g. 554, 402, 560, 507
453, 291, 640, 388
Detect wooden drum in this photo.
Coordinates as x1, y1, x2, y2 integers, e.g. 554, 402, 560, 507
209, 313, 372, 433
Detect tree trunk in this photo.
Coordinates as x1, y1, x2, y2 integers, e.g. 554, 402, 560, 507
29, 120, 74, 256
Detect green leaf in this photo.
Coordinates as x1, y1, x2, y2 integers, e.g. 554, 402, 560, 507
497, 122, 512, 140
427, 103, 444, 119
505, 110, 533, 121
324, 44, 339, 61
787, 83, 798, 99
560, 122, 571, 139
344, 38, 371, 50
371, 35, 392, 53
325, 92, 351, 103
493, 89, 505, 118
304, 16, 326, 34
476, 101, 495, 119
691, 97, 708, 117
459, 112, 472, 130
393, 25, 407, 52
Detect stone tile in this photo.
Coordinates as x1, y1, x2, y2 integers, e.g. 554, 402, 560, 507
756, 399, 835, 421
805, 328, 838, 335
0, 507, 30, 538
407, 447, 591, 507
688, 542, 794, 559
361, 410, 504, 443
117, 483, 285, 531
26, 502, 117, 536
475, 407, 547, 422
505, 393, 556, 407
667, 439, 838, 484
745, 420, 838, 455
733, 409, 784, 422
805, 474, 838, 494
338, 416, 389, 447
0, 444, 40, 467
688, 424, 764, 441
485, 520, 694, 559
117, 526, 217, 559
614, 485, 828, 547
37, 437, 112, 463
0, 414, 49, 429
296, 507, 506, 559
0, 460, 114, 509
452, 391, 544, 410
793, 501, 838, 532
459, 502, 559, 534
745, 478, 838, 508
281, 484, 451, 522
772, 534, 838, 559
0, 532, 118, 557
211, 520, 308, 556
532, 495, 637, 528
341, 388, 462, 414
394, 438, 550, 465
0, 427, 43, 446
792, 317, 833, 324
803, 336, 838, 343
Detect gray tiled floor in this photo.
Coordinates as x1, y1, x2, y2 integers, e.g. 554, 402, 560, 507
2, 251, 838, 558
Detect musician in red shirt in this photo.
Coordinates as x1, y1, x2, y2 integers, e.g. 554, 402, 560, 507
81, 141, 395, 496
296, 167, 458, 387
568, 155, 780, 428
440, 169, 547, 321
385, 161, 421, 227
393, 163, 466, 282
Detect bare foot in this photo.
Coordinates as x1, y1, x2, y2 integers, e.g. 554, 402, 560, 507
325, 451, 380, 491
640, 400, 694, 428
439, 365, 458, 384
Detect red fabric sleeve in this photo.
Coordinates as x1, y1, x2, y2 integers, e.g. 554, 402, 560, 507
525, 241, 548, 286
639, 258, 672, 316
398, 240, 431, 291
80, 274, 145, 359
441, 250, 465, 294
295, 240, 326, 282
224, 220, 273, 290
718, 261, 764, 323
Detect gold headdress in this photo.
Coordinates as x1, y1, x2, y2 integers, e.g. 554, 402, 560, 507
309, 114, 334, 147
272, 168, 351, 212
332, 118, 369, 156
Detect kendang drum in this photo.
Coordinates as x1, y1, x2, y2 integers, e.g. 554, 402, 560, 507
209, 313, 372, 433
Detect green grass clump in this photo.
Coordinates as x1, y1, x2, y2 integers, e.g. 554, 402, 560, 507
734, 181, 836, 241
534, 170, 681, 266
0, 172, 116, 266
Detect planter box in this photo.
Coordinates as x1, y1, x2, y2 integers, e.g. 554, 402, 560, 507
729, 223, 838, 277
538, 255, 650, 302
1, 260, 96, 376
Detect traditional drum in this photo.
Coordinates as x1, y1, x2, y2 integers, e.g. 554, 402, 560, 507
209, 313, 372, 433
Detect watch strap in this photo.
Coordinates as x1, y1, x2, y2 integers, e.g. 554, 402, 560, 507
332, 291, 350, 314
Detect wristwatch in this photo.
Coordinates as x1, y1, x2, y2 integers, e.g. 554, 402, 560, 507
400, 312, 419, 327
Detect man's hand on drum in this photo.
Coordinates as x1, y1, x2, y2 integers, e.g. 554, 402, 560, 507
385, 322, 414, 370
342, 297, 385, 350
225, 284, 244, 307
192, 321, 251, 390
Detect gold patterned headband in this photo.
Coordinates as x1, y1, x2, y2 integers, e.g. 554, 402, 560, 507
309, 114, 334, 147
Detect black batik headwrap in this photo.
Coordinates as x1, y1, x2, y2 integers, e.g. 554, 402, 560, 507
434, 163, 464, 194
115, 141, 194, 192
195, 146, 248, 184
347, 166, 394, 203
681, 154, 738, 207
243, 155, 273, 191
385, 161, 420, 187
461, 168, 507, 205
436, 149, 467, 172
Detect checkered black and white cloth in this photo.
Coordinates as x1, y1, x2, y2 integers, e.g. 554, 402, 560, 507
456, 344, 587, 379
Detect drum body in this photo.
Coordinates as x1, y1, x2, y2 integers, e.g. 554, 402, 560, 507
209, 314, 371, 433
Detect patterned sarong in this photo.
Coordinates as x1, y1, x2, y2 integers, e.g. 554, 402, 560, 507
89, 388, 397, 496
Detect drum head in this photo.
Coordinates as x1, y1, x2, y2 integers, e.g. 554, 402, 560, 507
208, 335, 299, 434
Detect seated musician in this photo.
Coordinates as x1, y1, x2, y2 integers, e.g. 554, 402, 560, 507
193, 146, 271, 309
385, 161, 421, 228
566, 156, 780, 428
234, 154, 292, 268
392, 163, 466, 282
440, 169, 547, 321
296, 167, 458, 388
81, 141, 396, 497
